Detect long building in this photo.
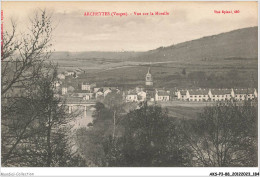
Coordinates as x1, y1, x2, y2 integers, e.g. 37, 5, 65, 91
176, 88, 257, 102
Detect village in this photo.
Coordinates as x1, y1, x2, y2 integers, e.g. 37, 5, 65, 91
54, 67, 258, 104
1, 1, 258, 170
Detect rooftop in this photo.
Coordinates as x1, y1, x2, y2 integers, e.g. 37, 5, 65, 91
234, 88, 255, 94
210, 89, 232, 95
157, 91, 170, 96
189, 89, 209, 95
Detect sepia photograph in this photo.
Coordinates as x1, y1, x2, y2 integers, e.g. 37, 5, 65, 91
0, 1, 259, 175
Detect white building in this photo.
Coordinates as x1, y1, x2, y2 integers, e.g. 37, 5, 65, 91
188, 89, 209, 101
234, 88, 258, 101
95, 91, 104, 99
155, 90, 170, 101
209, 89, 234, 101
104, 88, 112, 97
65, 71, 75, 76
176, 90, 189, 100
62, 87, 68, 95
53, 80, 62, 88
81, 82, 91, 91
93, 87, 101, 93
126, 91, 138, 102
57, 73, 65, 80
71, 91, 93, 100
176, 88, 258, 102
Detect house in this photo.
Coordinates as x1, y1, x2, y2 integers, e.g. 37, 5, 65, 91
65, 70, 75, 76
95, 91, 104, 99
71, 90, 93, 100
104, 88, 112, 97
81, 82, 91, 91
81, 82, 96, 91
62, 87, 68, 95
176, 90, 189, 100
53, 80, 62, 88
188, 89, 209, 101
170, 87, 257, 102
61, 83, 74, 95
102, 87, 116, 91
93, 87, 101, 93
209, 89, 234, 101
126, 91, 138, 102
99, 87, 117, 97
57, 73, 65, 80
74, 68, 84, 75
234, 88, 257, 101
155, 90, 170, 101
90, 83, 97, 89
85, 94, 91, 100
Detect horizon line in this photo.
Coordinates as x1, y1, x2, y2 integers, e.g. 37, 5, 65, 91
53, 25, 258, 53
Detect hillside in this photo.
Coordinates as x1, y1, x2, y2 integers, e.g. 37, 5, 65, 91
53, 27, 258, 89
131, 26, 258, 62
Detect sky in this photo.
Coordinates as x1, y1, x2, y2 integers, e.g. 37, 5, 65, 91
2, 1, 258, 52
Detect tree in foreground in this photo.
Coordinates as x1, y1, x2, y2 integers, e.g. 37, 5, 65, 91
1, 10, 85, 167
23, 66, 85, 167
2, 63, 86, 167
103, 91, 125, 139
1, 9, 53, 166
182, 101, 257, 167
104, 102, 191, 167
75, 102, 113, 166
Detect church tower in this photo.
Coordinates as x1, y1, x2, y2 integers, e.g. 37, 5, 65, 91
145, 67, 153, 86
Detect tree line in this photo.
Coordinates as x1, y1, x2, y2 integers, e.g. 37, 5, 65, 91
1, 10, 86, 167
76, 92, 257, 167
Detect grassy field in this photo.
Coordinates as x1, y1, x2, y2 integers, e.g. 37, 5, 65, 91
64, 57, 257, 89
166, 106, 204, 119
157, 101, 213, 119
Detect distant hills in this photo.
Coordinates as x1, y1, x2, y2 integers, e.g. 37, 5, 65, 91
131, 26, 257, 62
51, 26, 257, 63
50, 26, 257, 89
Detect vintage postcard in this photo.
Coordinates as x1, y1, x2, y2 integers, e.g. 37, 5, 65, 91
1, 1, 259, 176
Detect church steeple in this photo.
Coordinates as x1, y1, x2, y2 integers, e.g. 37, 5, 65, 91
145, 67, 153, 86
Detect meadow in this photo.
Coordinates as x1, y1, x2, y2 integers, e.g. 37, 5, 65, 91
58, 57, 257, 90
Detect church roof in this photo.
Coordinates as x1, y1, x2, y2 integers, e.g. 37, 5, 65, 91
146, 67, 152, 76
